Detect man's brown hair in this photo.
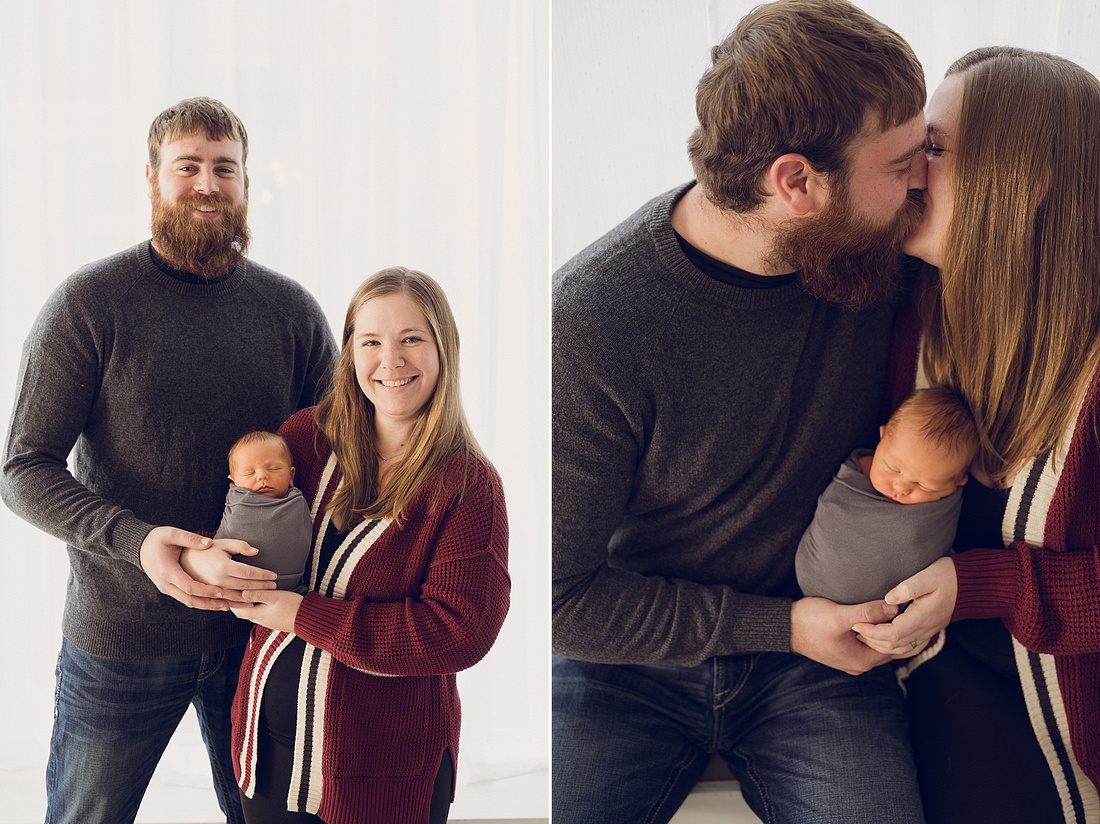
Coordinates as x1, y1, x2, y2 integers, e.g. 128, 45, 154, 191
687, 0, 925, 212
147, 96, 248, 172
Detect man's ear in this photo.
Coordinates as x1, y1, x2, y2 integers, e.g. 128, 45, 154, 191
145, 162, 154, 200
768, 153, 829, 217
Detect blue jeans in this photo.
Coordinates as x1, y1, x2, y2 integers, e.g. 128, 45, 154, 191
45, 638, 246, 824
553, 654, 925, 824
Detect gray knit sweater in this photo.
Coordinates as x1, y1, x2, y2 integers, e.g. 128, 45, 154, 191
1, 242, 336, 658
552, 184, 903, 666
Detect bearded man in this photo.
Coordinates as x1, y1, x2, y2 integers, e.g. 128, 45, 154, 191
0, 97, 336, 824
552, 2, 932, 822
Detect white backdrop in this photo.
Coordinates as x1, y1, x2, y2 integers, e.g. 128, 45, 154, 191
0, 1, 548, 822
552, 0, 1100, 270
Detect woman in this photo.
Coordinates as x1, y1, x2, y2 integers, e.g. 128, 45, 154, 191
229, 267, 510, 823
853, 47, 1100, 822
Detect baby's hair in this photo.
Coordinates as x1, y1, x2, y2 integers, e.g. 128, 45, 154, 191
885, 387, 980, 466
227, 430, 294, 466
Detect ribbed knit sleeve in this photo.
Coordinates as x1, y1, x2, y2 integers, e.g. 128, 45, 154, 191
1, 245, 337, 658
552, 185, 899, 666
237, 413, 510, 819
293, 454, 510, 676
0, 258, 156, 566
953, 536, 1100, 654
900, 345, 1100, 655
950, 547, 1021, 620
954, 364, 1100, 655
275, 411, 510, 677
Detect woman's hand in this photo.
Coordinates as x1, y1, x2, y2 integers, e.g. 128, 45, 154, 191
851, 556, 958, 657
791, 597, 898, 675
230, 589, 304, 633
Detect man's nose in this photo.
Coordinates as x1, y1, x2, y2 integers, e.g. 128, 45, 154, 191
194, 168, 219, 195
907, 149, 928, 191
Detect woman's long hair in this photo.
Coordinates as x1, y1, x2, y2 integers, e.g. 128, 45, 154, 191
314, 267, 478, 526
921, 47, 1100, 486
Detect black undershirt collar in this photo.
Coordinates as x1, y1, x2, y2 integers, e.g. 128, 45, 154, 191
674, 229, 797, 289
148, 240, 235, 284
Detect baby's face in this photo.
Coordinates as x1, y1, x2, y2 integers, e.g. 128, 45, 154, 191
228, 441, 295, 499
867, 424, 968, 505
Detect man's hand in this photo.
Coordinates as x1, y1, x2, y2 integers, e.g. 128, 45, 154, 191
790, 597, 898, 675
852, 556, 957, 657
180, 539, 278, 606
139, 526, 236, 611
231, 589, 303, 633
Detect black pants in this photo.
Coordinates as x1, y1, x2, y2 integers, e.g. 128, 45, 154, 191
905, 619, 1064, 824
240, 729, 453, 824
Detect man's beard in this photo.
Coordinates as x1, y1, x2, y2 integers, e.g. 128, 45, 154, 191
150, 180, 250, 280
769, 178, 925, 311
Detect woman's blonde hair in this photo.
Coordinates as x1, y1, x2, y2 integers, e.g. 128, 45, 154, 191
314, 266, 477, 526
921, 47, 1100, 486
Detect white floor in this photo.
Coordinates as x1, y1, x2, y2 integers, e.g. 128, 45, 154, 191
1, 763, 545, 824
668, 781, 759, 824
1, 706, 546, 824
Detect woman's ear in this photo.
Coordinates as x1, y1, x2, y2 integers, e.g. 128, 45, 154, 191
768, 153, 829, 217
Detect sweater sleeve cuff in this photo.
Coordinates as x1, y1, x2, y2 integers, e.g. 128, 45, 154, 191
114, 517, 157, 568
951, 548, 1019, 621
294, 591, 349, 648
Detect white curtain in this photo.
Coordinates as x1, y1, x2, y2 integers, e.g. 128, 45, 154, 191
0, 1, 548, 821
553, 0, 1100, 269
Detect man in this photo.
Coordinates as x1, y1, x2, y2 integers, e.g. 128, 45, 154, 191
552, 1, 929, 821
1, 97, 337, 824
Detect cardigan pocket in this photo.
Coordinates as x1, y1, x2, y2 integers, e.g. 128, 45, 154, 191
325, 671, 458, 778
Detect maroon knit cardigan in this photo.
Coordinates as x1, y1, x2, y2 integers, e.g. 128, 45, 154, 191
231, 407, 510, 823
888, 302, 1100, 800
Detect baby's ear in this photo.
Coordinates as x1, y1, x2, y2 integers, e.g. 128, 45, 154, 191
956, 472, 969, 487
290, 466, 296, 482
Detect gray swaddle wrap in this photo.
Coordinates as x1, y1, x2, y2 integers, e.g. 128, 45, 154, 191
214, 485, 312, 591
795, 448, 962, 604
